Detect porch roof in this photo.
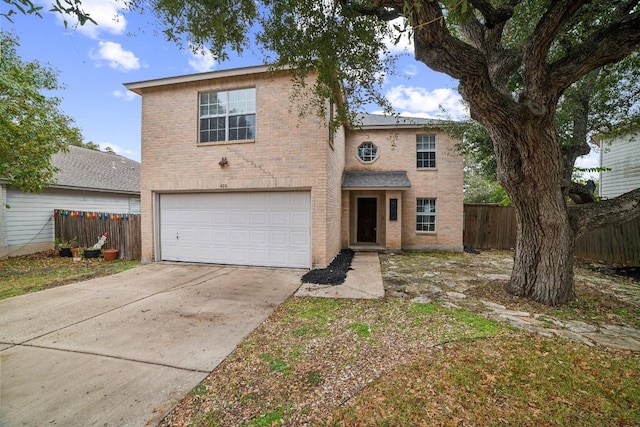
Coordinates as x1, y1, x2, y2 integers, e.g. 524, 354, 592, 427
342, 171, 411, 189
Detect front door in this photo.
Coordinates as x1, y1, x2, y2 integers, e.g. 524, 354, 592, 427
357, 198, 377, 243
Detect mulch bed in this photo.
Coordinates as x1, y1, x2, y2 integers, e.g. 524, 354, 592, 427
594, 266, 640, 281
301, 249, 354, 285
577, 259, 640, 282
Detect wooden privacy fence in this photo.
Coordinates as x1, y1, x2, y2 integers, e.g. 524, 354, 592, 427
54, 210, 141, 260
574, 216, 640, 266
464, 204, 640, 266
463, 204, 517, 250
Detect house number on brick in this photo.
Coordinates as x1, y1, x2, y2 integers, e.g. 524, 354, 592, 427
220, 184, 228, 188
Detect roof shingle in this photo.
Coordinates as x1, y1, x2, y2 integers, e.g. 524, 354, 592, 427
342, 171, 411, 189
356, 113, 447, 128
51, 146, 140, 194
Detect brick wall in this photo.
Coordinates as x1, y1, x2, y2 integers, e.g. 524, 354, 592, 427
344, 127, 464, 251
138, 70, 337, 266
136, 67, 462, 266
325, 110, 346, 263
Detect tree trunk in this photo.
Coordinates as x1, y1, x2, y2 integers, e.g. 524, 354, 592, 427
487, 114, 577, 305
507, 187, 576, 305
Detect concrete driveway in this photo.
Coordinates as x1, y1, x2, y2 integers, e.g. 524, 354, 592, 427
0, 263, 302, 426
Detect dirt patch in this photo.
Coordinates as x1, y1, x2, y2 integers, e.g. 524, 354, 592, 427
581, 263, 640, 282
301, 249, 354, 285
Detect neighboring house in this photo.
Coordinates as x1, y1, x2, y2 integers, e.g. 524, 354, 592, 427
124, 65, 463, 269
599, 131, 640, 199
0, 146, 141, 258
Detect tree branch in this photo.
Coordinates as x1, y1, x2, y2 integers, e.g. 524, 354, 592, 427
410, 1, 485, 80
460, 17, 520, 95
569, 187, 640, 237
468, 0, 519, 29
522, 0, 588, 96
549, 12, 640, 95
560, 70, 599, 196
568, 181, 596, 204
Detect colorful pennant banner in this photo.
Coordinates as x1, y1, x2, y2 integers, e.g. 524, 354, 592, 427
54, 210, 131, 220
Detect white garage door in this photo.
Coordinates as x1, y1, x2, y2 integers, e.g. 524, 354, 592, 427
159, 192, 311, 268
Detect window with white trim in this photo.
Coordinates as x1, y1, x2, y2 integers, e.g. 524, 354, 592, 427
416, 198, 436, 232
199, 88, 256, 143
416, 134, 436, 168
357, 141, 378, 162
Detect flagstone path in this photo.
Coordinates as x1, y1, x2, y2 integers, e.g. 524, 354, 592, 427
382, 251, 640, 352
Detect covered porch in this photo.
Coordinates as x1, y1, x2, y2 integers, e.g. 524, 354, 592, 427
341, 171, 410, 251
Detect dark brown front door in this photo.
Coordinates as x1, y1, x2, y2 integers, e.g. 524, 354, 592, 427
357, 198, 377, 243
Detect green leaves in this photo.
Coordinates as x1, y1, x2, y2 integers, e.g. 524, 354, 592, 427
256, 0, 396, 129
135, 0, 398, 130
1, 0, 43, 21
0, 33, 82, 193
2, 0, 94, 27
147, 0, 257, 60
49, 0, 97, 27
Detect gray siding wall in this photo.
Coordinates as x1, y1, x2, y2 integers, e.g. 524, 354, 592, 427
3, 187, 134, 252
129, 198, 142, 214
600, 132, 640, 199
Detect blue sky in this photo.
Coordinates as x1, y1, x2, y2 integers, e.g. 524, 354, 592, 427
3, 1, 466, 163
3, 1, 597, 170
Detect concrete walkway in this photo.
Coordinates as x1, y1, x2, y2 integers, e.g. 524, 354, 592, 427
0, 263, 302, 427
296, 252, 385, 299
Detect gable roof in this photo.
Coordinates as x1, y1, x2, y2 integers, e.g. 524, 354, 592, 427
50, 146, 140, 195
124, 65, 285, 94
356, 113, 448, 129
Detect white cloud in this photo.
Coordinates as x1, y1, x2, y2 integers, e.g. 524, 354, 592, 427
386, 85, 470, 120
404, 64, 418, 77
576, 151, 600, 169
113, 89, 136, 101
575, 146, 601, 180
55, 0, 128, 39
384, 17, 414, 54
91, 41, 140, 71
188, 48, 217, 73
386, 85, 469, 120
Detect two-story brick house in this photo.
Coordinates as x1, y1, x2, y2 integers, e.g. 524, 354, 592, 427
125, 65, 463, 269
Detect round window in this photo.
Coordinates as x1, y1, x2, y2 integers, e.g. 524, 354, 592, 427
357, 141, 378, 162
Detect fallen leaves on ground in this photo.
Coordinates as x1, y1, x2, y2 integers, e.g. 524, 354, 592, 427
328, 334, 640, 426
160, 250, 639, 427
0, 250, 139, 299
159, 298, 509, 426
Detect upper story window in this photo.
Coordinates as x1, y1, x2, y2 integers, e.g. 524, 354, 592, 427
199, 88, 256, 143
416, 134, 436, 168
357, 141, 378, 162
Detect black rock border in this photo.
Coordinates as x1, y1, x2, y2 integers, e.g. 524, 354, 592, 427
301, 249, 355, 286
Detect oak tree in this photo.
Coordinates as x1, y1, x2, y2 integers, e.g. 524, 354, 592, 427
0, 33, 83, 192
18, 0, 639, 304
453, 50, 640, 205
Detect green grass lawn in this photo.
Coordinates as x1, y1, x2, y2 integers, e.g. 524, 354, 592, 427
0, 251, 139, 300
